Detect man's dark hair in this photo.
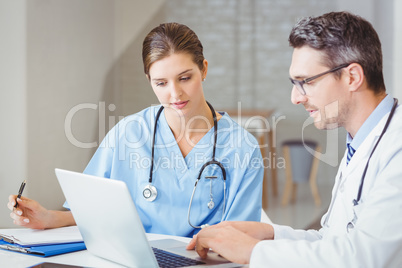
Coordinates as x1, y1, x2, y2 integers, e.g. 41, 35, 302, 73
289, 11, 385, 93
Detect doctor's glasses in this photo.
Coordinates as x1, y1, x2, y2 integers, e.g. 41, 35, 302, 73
289, 63, 350, 95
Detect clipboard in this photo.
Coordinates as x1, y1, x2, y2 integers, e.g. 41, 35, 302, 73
0, 226, 86, 257
0, 239, 86, 257
0, 226, 83, 246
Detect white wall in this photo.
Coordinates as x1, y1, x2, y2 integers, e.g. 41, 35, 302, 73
25, 0, 116, 213
394, 0, 402, 100
0, 0, 165, 228
0, 0, 27, 227
114, 0, 165, 116
114, 0, 165, 115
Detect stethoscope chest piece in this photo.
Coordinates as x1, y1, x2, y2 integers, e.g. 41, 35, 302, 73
143, 184, 158, 202
206, 176, 217, 210
346, 221, 355, 233
207, 200, 215, 209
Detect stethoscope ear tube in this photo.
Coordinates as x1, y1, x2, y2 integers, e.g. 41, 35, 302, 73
188, 172, 227, 229
148, 106, 164, 184
187, 183, 199, 229
188, 159, 227, 229
325, 98, 398, 230
144, 101, 228, 229
144, 106, 164, 202
196, 160, 227, 182
353, 98, 398, 206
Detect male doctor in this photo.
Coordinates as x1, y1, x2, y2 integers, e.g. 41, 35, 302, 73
187, 11, 402, 267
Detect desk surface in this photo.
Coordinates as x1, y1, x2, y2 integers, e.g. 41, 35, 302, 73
0, 233, 189, 268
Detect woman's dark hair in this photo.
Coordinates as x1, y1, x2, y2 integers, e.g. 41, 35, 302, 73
142, 22, 205, 78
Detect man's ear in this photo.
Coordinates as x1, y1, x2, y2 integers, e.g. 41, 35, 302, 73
346, 63, 364, 92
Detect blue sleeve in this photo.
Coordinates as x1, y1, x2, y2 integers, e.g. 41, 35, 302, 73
63, 132, 115, 210
83, 145, 114, 178
225, 145, 263, 222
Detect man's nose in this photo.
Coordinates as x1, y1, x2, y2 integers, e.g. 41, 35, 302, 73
291, 86, 307, 105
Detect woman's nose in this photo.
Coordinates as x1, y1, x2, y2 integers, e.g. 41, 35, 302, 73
171, 83, 183, 99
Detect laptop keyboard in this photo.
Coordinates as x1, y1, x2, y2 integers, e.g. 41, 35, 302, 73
152, 247, 206, 268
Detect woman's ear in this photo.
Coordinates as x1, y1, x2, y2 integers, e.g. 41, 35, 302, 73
146, 74, 150, 81
346, 63, 364, 92
202, 59, 208, 80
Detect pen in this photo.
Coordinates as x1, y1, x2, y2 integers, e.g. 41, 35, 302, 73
14, 180, 26, 208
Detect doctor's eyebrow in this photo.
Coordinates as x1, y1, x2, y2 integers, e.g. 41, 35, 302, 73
177, 69, 193, 76
289, 73, 307, 80
151, 69, 194, 82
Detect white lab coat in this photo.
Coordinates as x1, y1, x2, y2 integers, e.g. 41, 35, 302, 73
250, 105, 402, 267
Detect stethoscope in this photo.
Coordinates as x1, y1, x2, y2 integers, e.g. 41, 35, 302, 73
142, 101, 227, 229
323, 98, 398, 232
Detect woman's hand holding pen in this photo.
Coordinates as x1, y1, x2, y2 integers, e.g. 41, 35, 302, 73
8, 195, 51, 229
8, 195, 76, 229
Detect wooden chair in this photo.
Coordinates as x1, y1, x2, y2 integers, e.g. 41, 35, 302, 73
224, 109, 277, 210
281, 140, 321, 206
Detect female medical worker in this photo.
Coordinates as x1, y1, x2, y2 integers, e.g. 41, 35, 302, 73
8, 22, 264, 237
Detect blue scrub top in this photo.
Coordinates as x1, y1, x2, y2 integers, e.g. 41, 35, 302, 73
66, 105, 263, 237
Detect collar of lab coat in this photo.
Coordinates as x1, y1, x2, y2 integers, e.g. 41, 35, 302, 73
342, 109, 392, 177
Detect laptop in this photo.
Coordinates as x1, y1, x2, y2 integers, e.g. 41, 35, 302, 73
55, 168, 240, 268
